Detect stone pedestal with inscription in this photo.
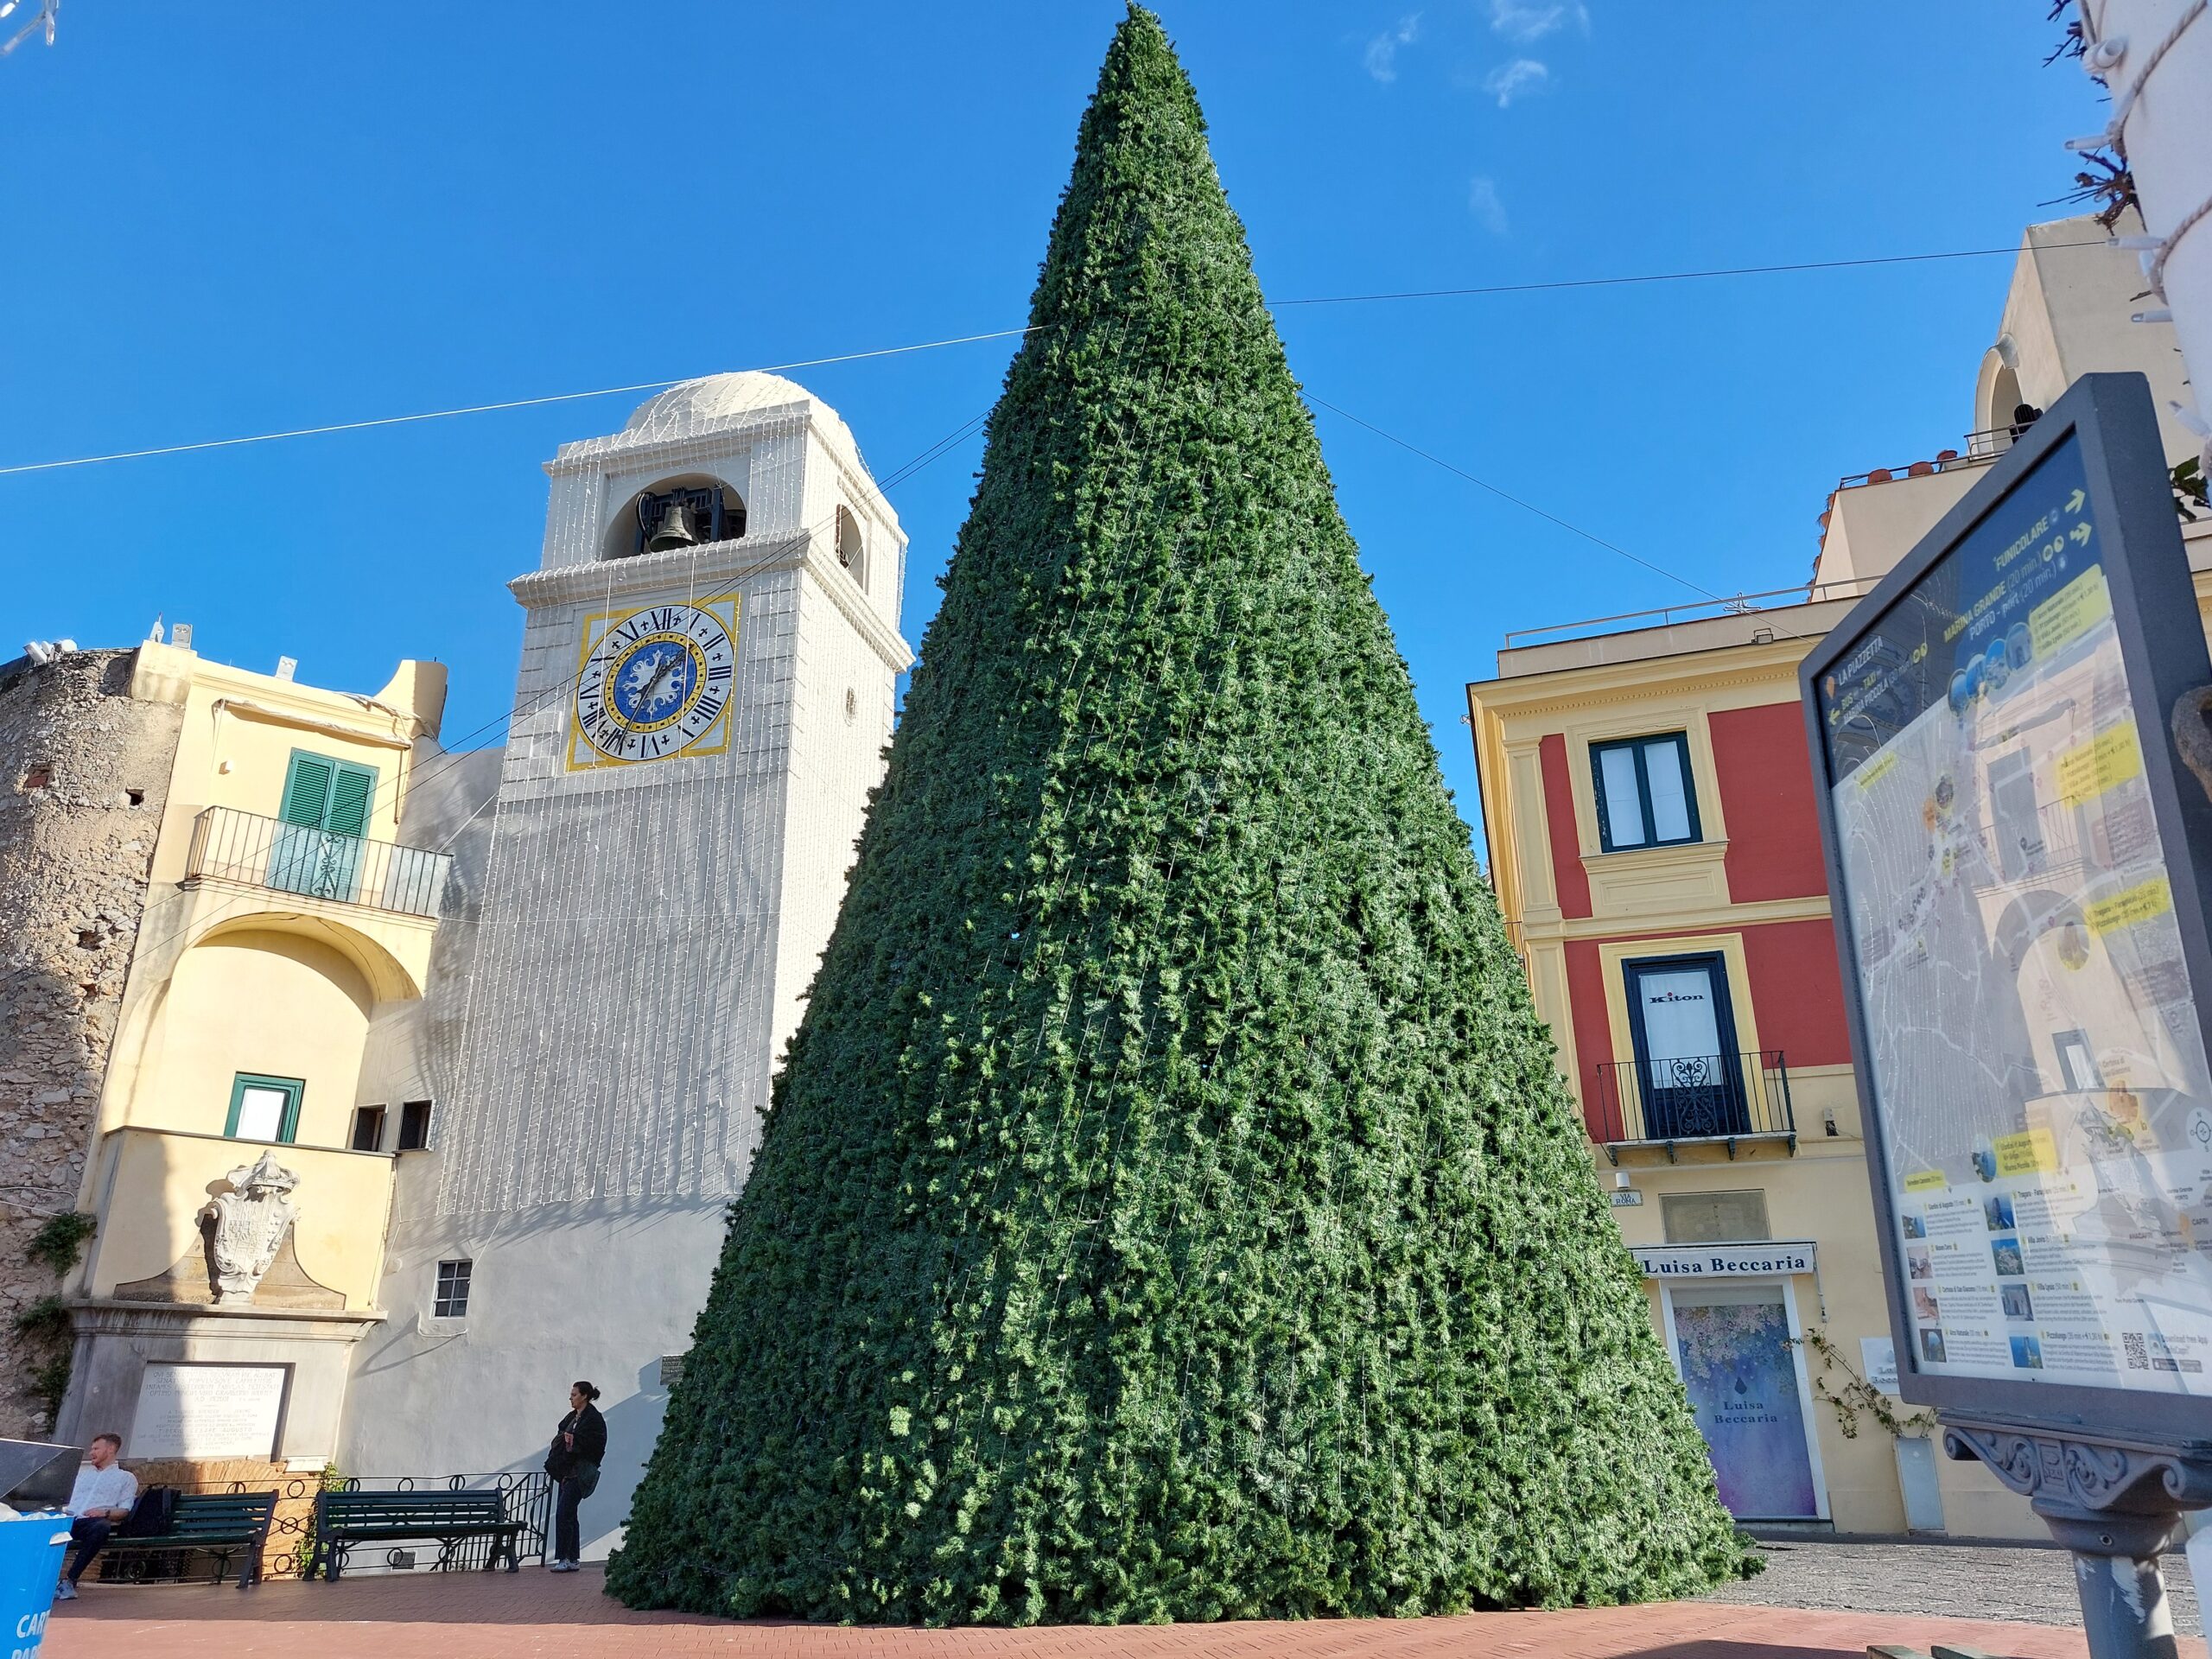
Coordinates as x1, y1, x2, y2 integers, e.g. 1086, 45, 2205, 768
58, 1301, 378, 1471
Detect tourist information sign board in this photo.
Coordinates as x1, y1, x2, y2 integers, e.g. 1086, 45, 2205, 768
1803, 374, 2212, 1451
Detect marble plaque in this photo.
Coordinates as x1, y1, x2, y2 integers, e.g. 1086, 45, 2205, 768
130, 1363, 287, 1460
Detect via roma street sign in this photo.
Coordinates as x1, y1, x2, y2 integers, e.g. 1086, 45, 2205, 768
1801, 374, 2212, 1659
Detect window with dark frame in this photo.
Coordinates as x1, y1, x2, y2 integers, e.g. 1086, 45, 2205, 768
433, 1258, 472, 1319
1591, 732, 1701, 852
350, 1105, 388, 1153
397, 1099, 434, 1151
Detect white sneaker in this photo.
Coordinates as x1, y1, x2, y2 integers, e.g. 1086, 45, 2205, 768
549, 1560, 578, 1573
54, 1583, 76, 1601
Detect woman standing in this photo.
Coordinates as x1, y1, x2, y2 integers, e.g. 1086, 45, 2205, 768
543, 1380, 606, 1572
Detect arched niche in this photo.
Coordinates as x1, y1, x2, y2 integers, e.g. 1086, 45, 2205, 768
601, 472, 747, 562
1976, 347, 2024, 439
834, 504, 867, 589
130, 925, 382, 1146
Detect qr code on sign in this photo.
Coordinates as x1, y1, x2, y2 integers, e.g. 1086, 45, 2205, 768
2125, 1332, 2149, 1370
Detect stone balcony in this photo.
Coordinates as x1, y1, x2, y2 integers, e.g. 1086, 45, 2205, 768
74, 1127, 394, 1313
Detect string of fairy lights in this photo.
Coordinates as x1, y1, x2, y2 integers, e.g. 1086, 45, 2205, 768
35, 235, 2116, 1033
10, 238, 2119, 1217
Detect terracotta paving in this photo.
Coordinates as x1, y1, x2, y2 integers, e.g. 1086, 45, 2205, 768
45, 1565, 2091, 1659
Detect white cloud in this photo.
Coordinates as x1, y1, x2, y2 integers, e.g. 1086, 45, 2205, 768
1467, 175, 1508, 235
1482, 58, 1550, 106
1486, 0, 1587, 43
1364, 13, 1421, 82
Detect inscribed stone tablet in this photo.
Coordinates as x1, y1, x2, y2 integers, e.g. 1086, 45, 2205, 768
130, 1363, 287, 1460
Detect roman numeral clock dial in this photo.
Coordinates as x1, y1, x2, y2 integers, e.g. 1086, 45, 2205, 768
570, 601, 739, 769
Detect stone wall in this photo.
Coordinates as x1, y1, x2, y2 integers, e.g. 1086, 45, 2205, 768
0, 648, 183, 1436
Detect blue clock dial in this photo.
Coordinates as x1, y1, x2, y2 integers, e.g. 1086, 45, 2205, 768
608, 638, 700, 729
574, 603, 737, 764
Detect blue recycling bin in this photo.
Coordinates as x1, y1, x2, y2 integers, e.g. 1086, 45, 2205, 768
0, 1512, 73, 1656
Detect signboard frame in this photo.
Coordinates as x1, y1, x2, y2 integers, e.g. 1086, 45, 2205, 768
1798, 372, 2212, 1452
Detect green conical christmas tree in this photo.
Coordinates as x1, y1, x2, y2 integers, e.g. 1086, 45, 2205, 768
609, 8, 1748, 1624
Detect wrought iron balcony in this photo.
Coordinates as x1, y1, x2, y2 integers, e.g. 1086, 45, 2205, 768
1586, 1049, 1796, 1160
182, 805, 450, 919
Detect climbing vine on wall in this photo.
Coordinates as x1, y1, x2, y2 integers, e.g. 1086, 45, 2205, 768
1793, 1326, 1937, 1441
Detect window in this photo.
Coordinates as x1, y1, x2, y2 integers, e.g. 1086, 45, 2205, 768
1591, 733, 1700, 852
1622, 954, 1746, 1140
397, 1099, 434, 1152
268, 749, 378, 902
834, 505, 866, 587
433, 1259, 472, 1319
226, 1073, 303, 1143
1662, 1190, 1771, 1244
350, 1105, 388, 1152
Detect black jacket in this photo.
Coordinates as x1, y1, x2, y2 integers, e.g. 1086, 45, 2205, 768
545, 1403, 607, 1478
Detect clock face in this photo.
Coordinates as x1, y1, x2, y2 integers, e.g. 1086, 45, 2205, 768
572, 601, 736, 766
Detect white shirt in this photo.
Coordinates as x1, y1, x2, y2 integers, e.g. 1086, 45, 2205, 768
67, 1463, 137, 1519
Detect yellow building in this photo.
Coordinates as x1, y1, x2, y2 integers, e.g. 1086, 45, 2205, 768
1467, 215, 2212, 1537
53, 638, 453, 1476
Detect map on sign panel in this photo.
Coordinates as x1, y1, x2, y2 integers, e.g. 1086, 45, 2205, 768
1818, 432, 2212, 1396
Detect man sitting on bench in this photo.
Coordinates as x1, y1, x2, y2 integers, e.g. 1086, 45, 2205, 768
57, 1433, 138, 1600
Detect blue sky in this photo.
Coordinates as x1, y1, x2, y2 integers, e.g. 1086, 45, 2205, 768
0, 3, 2106, 847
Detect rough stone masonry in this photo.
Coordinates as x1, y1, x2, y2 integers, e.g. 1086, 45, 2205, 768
0, 647, 181, 1435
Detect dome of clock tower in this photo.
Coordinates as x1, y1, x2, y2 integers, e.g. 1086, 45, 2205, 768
623, 371, 859, 461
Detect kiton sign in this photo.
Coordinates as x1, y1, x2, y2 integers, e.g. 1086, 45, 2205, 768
1632, 1241, 1817, 1280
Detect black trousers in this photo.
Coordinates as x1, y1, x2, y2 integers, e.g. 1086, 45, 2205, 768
67, 1517, 112, 1585
553, 1478, 584, 1563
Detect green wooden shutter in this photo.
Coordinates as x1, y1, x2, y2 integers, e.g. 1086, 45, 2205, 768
277, 752, 335, 828
276, 751, 376, 834
324, 761, 375, 838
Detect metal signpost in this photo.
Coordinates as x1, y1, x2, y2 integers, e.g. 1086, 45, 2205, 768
1801, 374, 2212, 1659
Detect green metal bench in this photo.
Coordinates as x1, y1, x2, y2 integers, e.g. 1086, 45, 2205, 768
305, 1487, 523, 1580
97, 1489, 277, 1588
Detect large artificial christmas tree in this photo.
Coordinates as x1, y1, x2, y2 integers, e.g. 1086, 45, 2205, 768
610, 7, 1749, 1624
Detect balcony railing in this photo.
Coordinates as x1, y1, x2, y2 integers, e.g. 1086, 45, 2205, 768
183, 805, 450, 919
1502, 577, 1880, 652
1836, 427, 2015, 493
1587, 1049, 1796, 1158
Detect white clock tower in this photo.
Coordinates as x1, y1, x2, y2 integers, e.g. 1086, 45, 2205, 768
340, 374, 912, 1550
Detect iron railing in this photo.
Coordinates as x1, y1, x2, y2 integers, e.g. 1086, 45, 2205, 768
182, 805, 450, 918
1836, 432, 2007, 493
1587, 1049, 1796, 1154
1501, 577, 1880, 652
97, 1471, 550, 1583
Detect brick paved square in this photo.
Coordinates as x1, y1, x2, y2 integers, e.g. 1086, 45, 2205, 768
44, 1559, 2103, 1659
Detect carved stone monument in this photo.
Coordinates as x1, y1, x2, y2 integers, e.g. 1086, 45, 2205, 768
200, 1151, 301, 1305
